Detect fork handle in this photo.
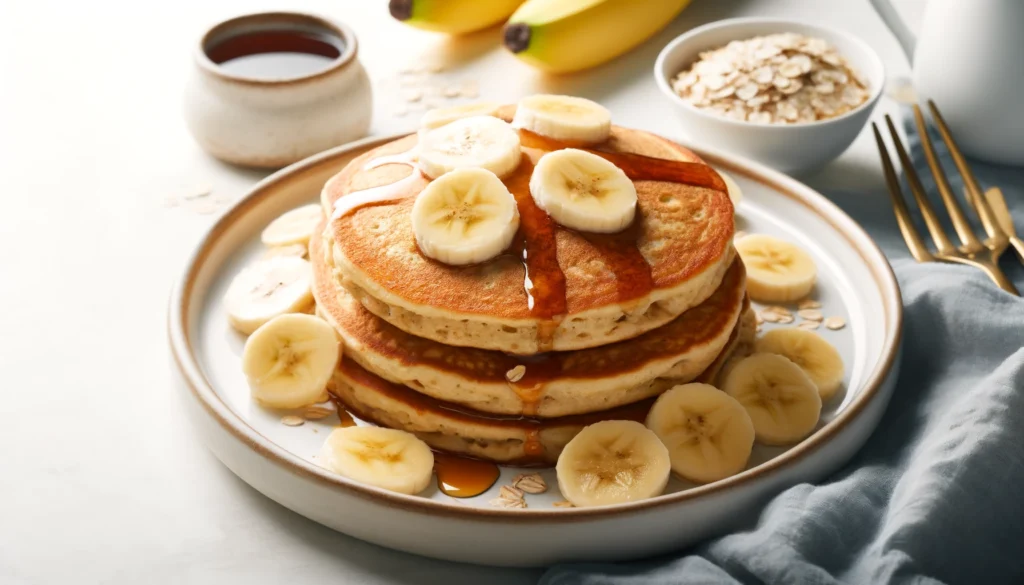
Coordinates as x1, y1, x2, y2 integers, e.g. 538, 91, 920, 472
1010, 236, 1024, 266
979, 262, 1021, 296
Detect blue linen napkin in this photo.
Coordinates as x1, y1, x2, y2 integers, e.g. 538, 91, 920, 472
540, 108, 1024, 585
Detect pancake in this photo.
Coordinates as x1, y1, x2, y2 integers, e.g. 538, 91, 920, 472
321, 104, 735, 354
312, 226, 748, 418
327, 305, 757, 466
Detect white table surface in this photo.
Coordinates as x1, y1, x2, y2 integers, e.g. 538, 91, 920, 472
0, 0, 925, 582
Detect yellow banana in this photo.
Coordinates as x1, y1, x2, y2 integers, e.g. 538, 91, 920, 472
389, 0, 527, 35
503, 0, 691, 73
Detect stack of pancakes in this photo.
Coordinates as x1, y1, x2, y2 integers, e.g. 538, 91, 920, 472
312, 107, 752, 465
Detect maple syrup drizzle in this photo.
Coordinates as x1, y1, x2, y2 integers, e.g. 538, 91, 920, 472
523, 430, 545, 459
433, 451, 500, 498
329, 397, 358, 427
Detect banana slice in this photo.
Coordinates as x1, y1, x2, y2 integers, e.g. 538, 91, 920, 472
755, 329, 844, 400
556, 420, 670, 507
512, 94, 611, 144
418, 116, 521, 179
530, 148, 637, 233
721, 353, 822, 445
718, 170, 742, 207
735, 234, 817, 303
646, 383, 755, 484
411, 167, 520, 266
241, 313, 340, 409
420, 101, 503, 130
318, 426, 434, 495
260, 204, 323, 247
224, 256, 314, 334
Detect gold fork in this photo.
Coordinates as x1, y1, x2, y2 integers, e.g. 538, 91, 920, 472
872, 100, 1019, 295
983, 187, 1024, 264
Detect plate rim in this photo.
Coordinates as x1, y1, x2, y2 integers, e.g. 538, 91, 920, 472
168, 133, 903, 521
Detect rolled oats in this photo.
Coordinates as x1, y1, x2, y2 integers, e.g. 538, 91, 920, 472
512, 473, 548, 494
670, 33, 870, 125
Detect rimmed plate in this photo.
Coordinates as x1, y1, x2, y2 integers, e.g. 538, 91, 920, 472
169, 134, 902, 567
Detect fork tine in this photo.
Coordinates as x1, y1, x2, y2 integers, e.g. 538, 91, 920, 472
912, 105, 984, 252
927, 101, 1008, 242
884, 115, 957, 254
873, 122, 933, 262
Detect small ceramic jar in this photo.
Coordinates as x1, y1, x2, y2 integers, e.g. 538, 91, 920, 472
184, 12, 373, 169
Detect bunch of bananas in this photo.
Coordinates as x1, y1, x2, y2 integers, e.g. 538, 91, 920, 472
388, 0, 692, 73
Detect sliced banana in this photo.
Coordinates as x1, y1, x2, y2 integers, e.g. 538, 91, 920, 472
718, 170, 742, 207
420, 101, 503, 130
646, 383, 755, 484
735, 234, 817, 303
411, 167, 520, 266
224, 256, 314, 334
721, 353, 822, 446
530, 148, 637, 233
260, 204, 323, 247
418, 116, 521, 179
241, 313, 340, 409
512, 94, 611, 144
556, 420, 670, 507
318, 426, 434, 495
755, 329, 844, 400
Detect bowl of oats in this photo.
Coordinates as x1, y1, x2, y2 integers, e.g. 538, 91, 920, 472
654, 18, 884, 174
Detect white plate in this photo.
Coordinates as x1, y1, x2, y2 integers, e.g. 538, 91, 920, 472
169, 134, 902, 567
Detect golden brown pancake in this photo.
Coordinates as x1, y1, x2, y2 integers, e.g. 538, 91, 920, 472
312, 226, 747, 417
321, 105, 734, 354
327, 306, 756, 466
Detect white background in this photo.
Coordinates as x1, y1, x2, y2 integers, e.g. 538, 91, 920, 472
0, 0, 924, 583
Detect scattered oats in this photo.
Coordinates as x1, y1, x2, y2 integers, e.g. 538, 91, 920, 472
304, 406, 334, 420
760, 310, 781, 323
459, 79, 480, 98
798, 320, 821, 330
425, 63, 445, 73
281, 415, 305, 427
766, 305, 791, 317
489, 497, 527, 509
777, 314, 795, 324
183, 185, 212, 200
512, 473, 547, 494
798, 299, 822, 310
500, 485, 525, 501
824, 316, 846, 330
193, 202, 219, 215
264, 243, 308, 259
403, 89, 424, 103
506, 365, 526, 383
443, 86, 461, 98
797, 309, 823, 321
552, 500, 575, 508
669, 33, 870, 125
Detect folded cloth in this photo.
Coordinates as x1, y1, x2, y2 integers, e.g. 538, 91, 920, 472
541, 107, 1024, 585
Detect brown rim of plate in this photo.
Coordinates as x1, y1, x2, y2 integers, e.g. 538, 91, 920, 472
168, 133, 903, 521
195, 11, 359, 87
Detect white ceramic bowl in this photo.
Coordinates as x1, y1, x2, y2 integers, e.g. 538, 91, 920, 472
654, 18, 885, 174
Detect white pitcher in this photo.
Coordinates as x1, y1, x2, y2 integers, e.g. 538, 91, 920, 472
870, 0, 1024, 166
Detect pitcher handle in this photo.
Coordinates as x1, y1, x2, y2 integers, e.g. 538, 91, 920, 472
868, 0, 916, 62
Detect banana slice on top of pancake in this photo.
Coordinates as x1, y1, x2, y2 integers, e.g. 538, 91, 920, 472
556, 420, 670, 507
530, 148, 637, 233
418, 115, 521, 179
646, 383, 755, 484
242, 313, 340, 409
513, 94, 611, 144
319, 426, 434, 495
420, 101, 503, 130
411, 167, 520, 265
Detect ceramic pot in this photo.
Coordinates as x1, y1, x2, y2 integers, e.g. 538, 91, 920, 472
184, 12, 372, 168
